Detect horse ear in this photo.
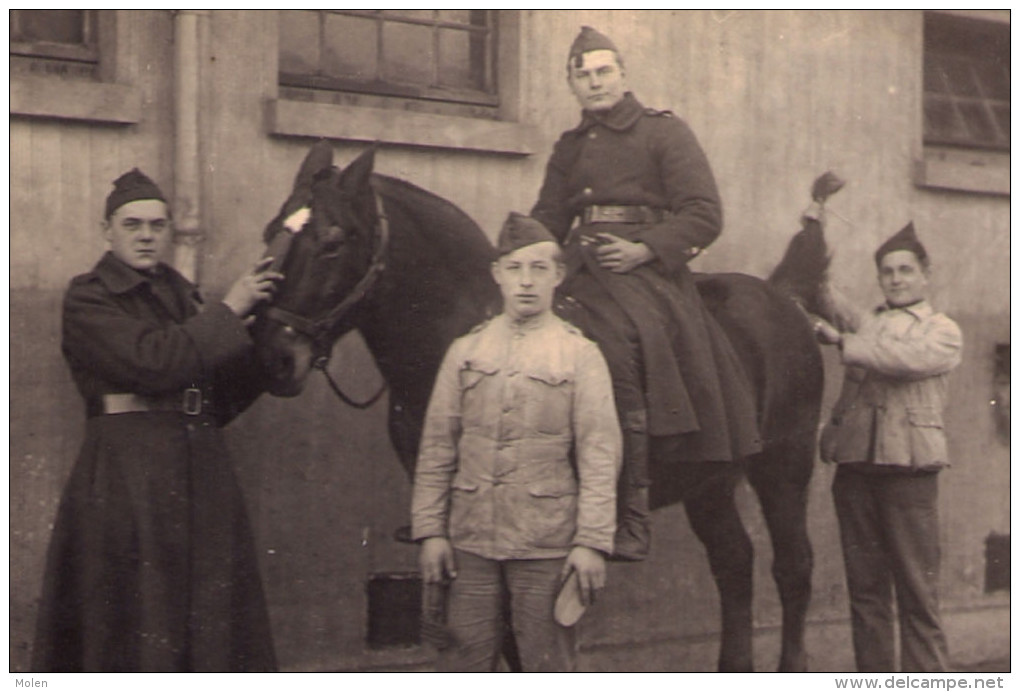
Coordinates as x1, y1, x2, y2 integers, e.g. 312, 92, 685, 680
338, 144, 378, 195
264, 140, 334, 244
296, 139, 335, 190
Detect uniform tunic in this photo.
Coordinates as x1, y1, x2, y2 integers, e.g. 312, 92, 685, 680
531, 92, 760, 461
821, 300, 963, 469
32, 252, 276, 672
411, 312, 621, 558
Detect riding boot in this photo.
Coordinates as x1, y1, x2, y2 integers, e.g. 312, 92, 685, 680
610, 421, 652, 562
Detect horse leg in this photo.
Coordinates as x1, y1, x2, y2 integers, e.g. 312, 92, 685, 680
747, 441, 814, 672
680, 462, 755, 672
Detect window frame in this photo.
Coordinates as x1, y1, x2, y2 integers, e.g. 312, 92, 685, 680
921, 11, 1009, 153
267, 9, 537, 156
278, 10, 500, 109
9, 10, 141, 125
10, 9, 100, 64
913, 10, 1009, 197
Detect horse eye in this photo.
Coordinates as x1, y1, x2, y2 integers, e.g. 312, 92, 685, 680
319, 224, 347, 255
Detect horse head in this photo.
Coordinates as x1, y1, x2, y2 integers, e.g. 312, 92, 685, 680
256, 141, 386, 396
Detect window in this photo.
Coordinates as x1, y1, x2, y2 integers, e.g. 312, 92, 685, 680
269, 10, 536, 155
914, 11, 1009, 195
279, 10, 498, 109
10, 10, 98, 77
9, 10, 140, 124
923, 12, 1009, 152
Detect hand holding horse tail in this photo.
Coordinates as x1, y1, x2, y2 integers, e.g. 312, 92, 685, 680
223, 256, 285, 317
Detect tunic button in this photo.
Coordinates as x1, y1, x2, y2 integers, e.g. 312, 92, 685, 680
583, 187, 593, 196
588, 131, 597, 139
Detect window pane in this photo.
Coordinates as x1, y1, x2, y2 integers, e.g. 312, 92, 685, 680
991, 104, 1010, 144
439, 29, 485, 91
279, 11, 320, 75
957, 101, 999, 145
941, 56, 982, 98
383, 10, 435, 22
924, 97, 967, 142
437, 10, 471, 24
923, 54, 949, 93
323, 13, 378, 81
11, 10, 85, 44
382, 22, 433, 85
977, 64, 1010, 101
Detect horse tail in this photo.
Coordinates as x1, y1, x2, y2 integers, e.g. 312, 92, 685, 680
767, 171, 846, 322
766, 216, 831, 319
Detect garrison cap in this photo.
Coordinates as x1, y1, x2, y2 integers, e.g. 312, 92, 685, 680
874, 221, 928, 267
569, 26, 619, 66
105, 168, 167, 219
497, 213, 557, 256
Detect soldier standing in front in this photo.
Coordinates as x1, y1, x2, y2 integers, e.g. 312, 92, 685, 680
412, 213, 622, 672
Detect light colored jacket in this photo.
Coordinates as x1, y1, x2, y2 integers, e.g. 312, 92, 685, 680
411, 312, 622, 559
820, 300, 962, 470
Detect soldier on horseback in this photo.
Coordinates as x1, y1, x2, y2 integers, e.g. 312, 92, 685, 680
532, 27, 761, 561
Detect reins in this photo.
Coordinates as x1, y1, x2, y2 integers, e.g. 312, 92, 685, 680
264, 187, 390, 409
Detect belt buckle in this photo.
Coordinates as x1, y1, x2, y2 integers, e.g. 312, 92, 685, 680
182, 388, 203, 416
603, 206, 626, 221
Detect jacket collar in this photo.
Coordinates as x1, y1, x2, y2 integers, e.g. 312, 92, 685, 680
876, 299, 934, 320
573, 92, 645, 133
93, 251, 198, 300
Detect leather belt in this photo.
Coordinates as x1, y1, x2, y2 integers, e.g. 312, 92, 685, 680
90, 388, 215, 417
581, 205, 664, 225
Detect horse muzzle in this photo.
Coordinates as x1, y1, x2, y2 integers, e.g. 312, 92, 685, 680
255, 321, 316, 397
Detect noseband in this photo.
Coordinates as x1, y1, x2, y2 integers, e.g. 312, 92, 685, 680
264, 188, 390, 408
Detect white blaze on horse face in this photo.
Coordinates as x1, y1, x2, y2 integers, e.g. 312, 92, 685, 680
283, 207, 311, 234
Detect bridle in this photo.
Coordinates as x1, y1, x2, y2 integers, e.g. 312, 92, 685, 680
263, 187, 390, 409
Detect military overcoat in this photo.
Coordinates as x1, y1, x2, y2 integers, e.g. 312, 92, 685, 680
532, 93, 760, 461
31, 252, 276, 672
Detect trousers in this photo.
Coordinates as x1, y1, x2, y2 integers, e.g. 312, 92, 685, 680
832, 465, 949, 672
439, 550, 576, 672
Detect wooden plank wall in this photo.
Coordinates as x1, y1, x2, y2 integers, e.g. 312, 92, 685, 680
9, 10, 1009, 671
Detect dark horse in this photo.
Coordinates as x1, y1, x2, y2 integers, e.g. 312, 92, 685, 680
255, 141, 828, 672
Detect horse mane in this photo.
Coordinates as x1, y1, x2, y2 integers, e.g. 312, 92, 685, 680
371, 174, 497, 279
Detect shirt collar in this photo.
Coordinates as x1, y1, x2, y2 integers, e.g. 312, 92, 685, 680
573, 92, 645, 133
93, 251, 197, 298
876, 299, 934, 321
497, 310, 555, 334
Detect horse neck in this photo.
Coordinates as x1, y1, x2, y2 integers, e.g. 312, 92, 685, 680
352, 190, 496, 409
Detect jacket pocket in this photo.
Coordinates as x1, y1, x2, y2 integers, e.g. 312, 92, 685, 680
449, 478, 483, 545
459, 361, 499, 428
524, 369, 573, 435
523, 478, 578, 549
906, 406, 948, 467
459, 361, 499, 391
527, 478, 578, 499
